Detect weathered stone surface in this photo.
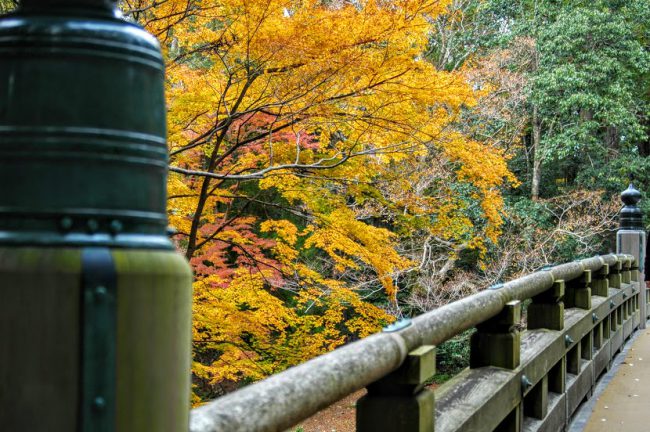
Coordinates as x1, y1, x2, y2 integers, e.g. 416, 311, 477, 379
528, 303, 565, 331
566, 360, 593, 417
495, 405, 521, 432
358, 345, 436, 431
550, 262, 585, 288
608, 258, 622, 289
567, 344, 581, 375
471, 331, 521, 370
435, 367, 519, 432
623, 314, 634, 340
528, 281, 565, 331
621, 257, 632, 284
471, 301, 522, 369
502, 272, 555, 302
580, 332, 593, 361
188, 254, 639, 432
591, 264, 609, 297
610, 328, 623, 355
407, 290, 505, 351
593, 339, 610, 379
524, 375, 548, 420
522, 393, 565, 432
357, 390, 435, 432
548, 358, 565, 394
520, 331, 564, 388
593, 321, 603, 349
565, 270, 591, 309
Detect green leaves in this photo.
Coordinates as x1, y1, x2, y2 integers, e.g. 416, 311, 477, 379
532, 5, 649, 162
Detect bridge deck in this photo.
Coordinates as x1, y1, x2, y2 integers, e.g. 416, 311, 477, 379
581, 326, 650, 431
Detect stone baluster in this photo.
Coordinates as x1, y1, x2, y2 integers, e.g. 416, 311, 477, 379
357, 345, 436, 432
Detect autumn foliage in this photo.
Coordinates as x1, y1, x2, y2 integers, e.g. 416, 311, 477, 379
123, 0, 515, 400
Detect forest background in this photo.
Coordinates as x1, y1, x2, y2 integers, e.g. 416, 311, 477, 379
2, 0, 647, 402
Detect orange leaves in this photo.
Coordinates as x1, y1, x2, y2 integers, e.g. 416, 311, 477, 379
135, 0, 518, 398
156, 0, 475, 169
192, 266, 392, 393
260, 219, 299, 261
304, 207, 411, 303
438, 132, 518, 243
192, 270, 294, 384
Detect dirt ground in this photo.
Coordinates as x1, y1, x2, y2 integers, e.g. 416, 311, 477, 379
293, 384, 439, 432
293, 390, 365, 432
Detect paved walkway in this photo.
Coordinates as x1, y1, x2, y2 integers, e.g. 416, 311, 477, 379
581, 326, 650, 432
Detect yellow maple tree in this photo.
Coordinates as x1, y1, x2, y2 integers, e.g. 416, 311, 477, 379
122, 0, 515, 399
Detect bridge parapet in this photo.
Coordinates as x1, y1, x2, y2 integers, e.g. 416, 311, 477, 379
190, 253, 642, 432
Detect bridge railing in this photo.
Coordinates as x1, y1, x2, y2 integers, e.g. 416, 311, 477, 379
189, 253, 644, 432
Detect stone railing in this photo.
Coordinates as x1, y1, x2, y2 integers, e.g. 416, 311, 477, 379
189, 253, 645, 432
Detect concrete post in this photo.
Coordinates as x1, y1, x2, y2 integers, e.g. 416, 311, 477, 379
357, 346, 436, 432
528, 280, 565, 330
470, 300, 522, 369
617, 184, 646, 329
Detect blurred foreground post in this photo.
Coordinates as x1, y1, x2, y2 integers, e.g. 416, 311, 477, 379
0, 0, 192, 430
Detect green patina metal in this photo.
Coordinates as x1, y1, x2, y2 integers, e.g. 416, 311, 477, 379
0, 1, 192, 430
80, 247, 116, 432
620, 184, 643, 230
0, 0, 170, 249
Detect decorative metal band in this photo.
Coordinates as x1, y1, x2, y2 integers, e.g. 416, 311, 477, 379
0, 17, 163, 71
80, 248, 117, 432
0, 126, 167, 155
0, 209, 172, 249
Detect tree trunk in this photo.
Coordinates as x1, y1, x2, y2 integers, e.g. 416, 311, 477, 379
639, 117, 650, 156
185, 175, 211, 260
639, 140, 650, 157
605, 125, 619, 150
531, 106, 542, 201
